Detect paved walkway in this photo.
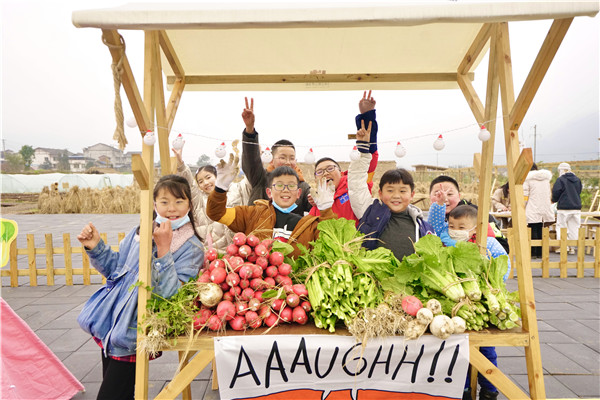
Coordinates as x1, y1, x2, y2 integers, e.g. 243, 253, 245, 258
1, 214, 599, 398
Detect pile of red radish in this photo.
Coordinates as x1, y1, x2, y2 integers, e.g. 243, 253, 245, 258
194, 232, 311, 332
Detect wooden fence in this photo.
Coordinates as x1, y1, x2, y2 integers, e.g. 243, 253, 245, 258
2, 226, 598, 287
506, 226, 599, 278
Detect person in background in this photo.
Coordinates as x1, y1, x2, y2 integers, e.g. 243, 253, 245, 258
172, 142, 250, 253
77, 175, 204, 400
308, 90, 379, 224
523, 163, 554, 258
240, 97, 311, 215
491, 182, 511, 228
551, 162, 582, 255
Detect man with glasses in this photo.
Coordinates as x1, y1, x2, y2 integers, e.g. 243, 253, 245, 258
308, 91, 379, 223
207, 160, 335, 258
240, 97, 312, 215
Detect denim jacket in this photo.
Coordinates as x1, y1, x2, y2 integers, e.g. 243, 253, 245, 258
77, 226, 204, 357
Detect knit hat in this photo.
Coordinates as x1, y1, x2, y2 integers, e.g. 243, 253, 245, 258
558, 162, 571, 171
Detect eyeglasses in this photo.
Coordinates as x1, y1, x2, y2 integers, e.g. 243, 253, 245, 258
315, 165, 339, 176
271, 183, 298, 191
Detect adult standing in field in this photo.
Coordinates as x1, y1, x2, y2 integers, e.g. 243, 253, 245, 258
523, 164, 554, 258
491, 182, 511, 228
172, 142, 251, 253
552, 162, 582, 255
241, 97, 311, 216
308, 90, 379, 223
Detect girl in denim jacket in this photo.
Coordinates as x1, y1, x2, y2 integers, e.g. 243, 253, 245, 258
77, 175, 204, 399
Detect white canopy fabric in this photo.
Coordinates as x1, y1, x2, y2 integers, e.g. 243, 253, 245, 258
72, 2, 598, 91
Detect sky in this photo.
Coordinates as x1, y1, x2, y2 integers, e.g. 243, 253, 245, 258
1, 0, 599, 169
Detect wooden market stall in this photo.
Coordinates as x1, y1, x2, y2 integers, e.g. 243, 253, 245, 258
72, 2, 599, 399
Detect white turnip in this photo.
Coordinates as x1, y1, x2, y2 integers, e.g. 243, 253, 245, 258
416, 307, 434, 326
451, 316, 466, 334
426, 299, 442, 315
430, 315, 455, 339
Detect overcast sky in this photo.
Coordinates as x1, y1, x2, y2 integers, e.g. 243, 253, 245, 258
2, 0, 599, 169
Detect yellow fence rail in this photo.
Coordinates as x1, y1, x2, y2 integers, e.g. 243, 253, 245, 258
2, 226, 598, 287
506, 226, 599, 279
2, 232, 125, 287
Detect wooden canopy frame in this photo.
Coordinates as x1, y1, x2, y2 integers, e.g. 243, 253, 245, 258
76, 4, 598, 399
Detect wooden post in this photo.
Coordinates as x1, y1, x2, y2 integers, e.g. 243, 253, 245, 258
495, 22, 546, 399
595, 232, 600, 278
577, 227, 585, 278
134, 30, 158, 400
82, 248, 91, 285
178, 351, 193, 400
152, 31, 171, 176
63, 233, 74, 285
27, 234, 37, 287
9, 240, 18, 287
45, 234, 55, 286
541, 227, 550, 278
560, 227, 568, 278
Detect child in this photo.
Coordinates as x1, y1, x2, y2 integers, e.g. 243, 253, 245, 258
309, 90, 379, 223
206, 155, 335, 258
172, 142, 250, 252
347, 121, 434, 261
446, 205, 508, 400
429, 176, 510, 254
77, 175, 205, 400
241, 97, 312, 215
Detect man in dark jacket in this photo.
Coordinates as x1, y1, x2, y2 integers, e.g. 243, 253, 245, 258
552, 162, 582, 254
240, 98, 311, 216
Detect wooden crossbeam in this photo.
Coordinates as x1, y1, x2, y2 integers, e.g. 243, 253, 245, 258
509, 18, 574, 130
131, 154, 149, 189
458, 23, 493, 74
457, 74, 485, 123
155, 350, 213, 399
470, 347, 530, 399
514, 148, 534, 185
167, 72, 474, 85
159, 30, 184, 79
101, 29, 151, 133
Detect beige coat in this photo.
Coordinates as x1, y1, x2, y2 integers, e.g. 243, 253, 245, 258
177, 163, 251, 252
523, 169, 555, 224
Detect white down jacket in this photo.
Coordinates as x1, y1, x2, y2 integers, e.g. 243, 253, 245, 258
177, 163, 251, 253
523, 169, 555, 224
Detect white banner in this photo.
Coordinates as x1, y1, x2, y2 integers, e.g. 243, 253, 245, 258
214, 334, 469, 400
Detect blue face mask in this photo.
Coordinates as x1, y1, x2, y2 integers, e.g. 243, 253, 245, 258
155, 213, 191, 230
272, 202, 298, 214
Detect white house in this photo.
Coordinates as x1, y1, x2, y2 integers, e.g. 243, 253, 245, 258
83, 143, 128, 167
32, 148, 72, 169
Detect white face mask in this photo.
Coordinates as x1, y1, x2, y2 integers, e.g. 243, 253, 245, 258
448, 228, 473, 242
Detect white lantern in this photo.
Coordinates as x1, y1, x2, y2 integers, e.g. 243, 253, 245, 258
433, 134, 445, 151
126, 117, 137, 128
394, 142, 407, 158
261, 147, 273, 163
349, 146, 360, 161
215, 142, 227, 159
478, 125, 491, 142
143, 130, 156, 146
172, 133, 184, 150
304, 148, 316, 164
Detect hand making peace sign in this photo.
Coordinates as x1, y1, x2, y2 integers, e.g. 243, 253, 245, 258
358, 90, 376, 114
242, 97, 255, 133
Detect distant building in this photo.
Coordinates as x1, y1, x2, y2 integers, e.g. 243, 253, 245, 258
83, 143, 128, 168
68, 153, 94, 172
32, 148, 72, 169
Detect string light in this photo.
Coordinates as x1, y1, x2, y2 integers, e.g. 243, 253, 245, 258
304, 148, 315, 164
349, 146, 360, 161
261, 147, 273, 163
394, 142, 407, 158
142, 130, 156, 146
433, 134, 445, 151
215, 142, 227, 159
478, 125, 491, 142
126, 117, 137, 128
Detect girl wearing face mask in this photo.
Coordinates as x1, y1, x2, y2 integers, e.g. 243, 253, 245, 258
77, 175, 204, 400
172, 144, 251, 253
